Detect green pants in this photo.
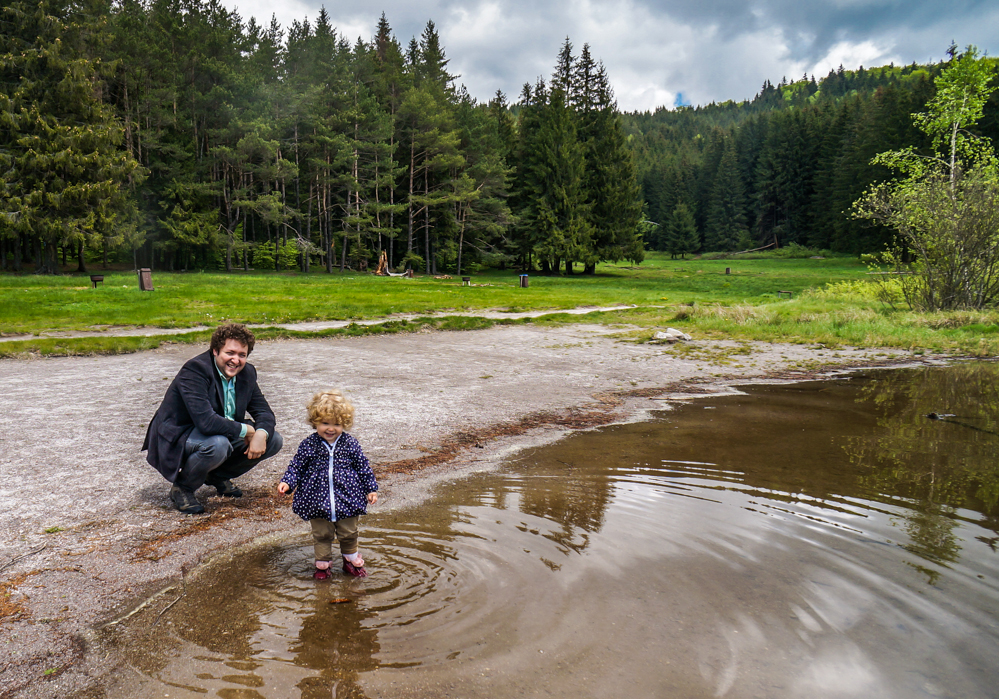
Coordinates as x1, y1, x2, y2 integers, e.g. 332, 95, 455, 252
310, 517, 359, 561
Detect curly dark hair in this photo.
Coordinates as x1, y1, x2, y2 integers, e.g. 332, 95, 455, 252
210, 323, 256, 355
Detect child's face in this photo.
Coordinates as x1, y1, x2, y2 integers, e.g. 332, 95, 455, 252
315, 420, 343, 443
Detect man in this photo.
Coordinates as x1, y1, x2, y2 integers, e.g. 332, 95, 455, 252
143, 323, 284, 514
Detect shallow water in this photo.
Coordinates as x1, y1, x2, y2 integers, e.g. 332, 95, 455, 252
116, 362, 999, 698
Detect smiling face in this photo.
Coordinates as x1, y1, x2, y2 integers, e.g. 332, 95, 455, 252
314, 420, 344, 443
213, 338, 249, 379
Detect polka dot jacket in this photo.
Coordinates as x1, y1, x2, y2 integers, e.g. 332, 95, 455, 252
280, 431, 378, 522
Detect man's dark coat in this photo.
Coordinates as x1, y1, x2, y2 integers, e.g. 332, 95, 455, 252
142, 349, 277, 483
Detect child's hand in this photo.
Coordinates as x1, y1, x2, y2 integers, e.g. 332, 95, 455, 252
277, 482, 290, 495
367, 492, 378, 505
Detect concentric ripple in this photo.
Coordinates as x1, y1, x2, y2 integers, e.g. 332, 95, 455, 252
113, 364, 999, 699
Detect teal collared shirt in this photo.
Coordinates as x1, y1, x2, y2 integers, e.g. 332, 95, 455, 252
215, 364, 268, 441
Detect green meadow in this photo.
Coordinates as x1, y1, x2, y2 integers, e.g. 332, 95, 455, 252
2, 253, 998, 358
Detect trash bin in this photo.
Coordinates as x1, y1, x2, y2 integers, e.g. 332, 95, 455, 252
519, 274, 529, 288
138, 268, 154, 291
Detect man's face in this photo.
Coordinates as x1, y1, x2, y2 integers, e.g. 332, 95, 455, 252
213, 339, 249, 379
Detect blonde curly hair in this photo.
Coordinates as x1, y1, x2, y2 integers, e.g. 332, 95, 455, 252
306, 389, 355, 429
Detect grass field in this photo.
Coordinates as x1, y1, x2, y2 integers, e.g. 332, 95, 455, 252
2, 253, 998, 357
0, 255, 865, 331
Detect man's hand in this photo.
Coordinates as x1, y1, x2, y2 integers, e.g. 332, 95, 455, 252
246, 429, 267, 459
243, 424, 256, 445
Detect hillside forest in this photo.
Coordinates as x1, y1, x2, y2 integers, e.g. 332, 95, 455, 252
1, 0, 997, 275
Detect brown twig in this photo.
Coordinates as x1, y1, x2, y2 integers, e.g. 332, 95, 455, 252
0, 545, 46, 574
151, 593, 185, 626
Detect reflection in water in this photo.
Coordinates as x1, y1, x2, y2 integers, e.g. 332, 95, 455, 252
844, 362, 999, 579
113, 363, 999, 699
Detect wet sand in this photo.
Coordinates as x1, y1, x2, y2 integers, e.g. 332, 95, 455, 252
0, 322, 920, 698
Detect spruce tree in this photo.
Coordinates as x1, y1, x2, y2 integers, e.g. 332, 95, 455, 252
704, 139, 748, 251
665, 202, 698, 259
0, 0, 142, 274
530, 87, 590, 274
576, 54, 643, 270
452, 91, 514, 275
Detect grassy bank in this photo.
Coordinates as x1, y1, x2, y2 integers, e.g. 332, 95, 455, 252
2, 253, 997, 357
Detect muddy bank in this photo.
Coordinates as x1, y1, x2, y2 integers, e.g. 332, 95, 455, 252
0, 323, 920, 698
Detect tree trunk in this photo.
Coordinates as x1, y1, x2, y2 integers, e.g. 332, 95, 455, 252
407, 142, 415, 255
76, 241, 88, 273
424, 171, 431, 273
456, 209, 466, 277
325, 176, 334, 274
389, 147, 396, 268
35, 241, 60, 275
304, 186, 312, 273
243, 209, 249, 271
584, 262, 595, 275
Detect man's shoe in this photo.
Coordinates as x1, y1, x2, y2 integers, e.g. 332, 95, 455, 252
206, 478, 242, 498
170, 485, 205, 514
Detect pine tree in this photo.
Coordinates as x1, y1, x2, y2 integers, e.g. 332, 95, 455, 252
704, 139, 748, 251
452, 91, 514, 274
0, 0, 143, 274
665, 202, 698, 259
576, 55, 643, 270
527, 86, 589, 274
396, 86, 462, 272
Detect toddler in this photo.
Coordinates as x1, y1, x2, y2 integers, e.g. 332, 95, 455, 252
278, 390, 378, 579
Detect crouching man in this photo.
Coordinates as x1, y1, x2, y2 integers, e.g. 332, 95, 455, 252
143, 323, 284, 514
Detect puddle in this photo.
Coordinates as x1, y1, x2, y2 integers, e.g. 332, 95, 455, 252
109, 362, 999, 698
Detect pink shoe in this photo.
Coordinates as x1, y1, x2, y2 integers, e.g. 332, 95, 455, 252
313, 567, 332, 580
342, 559, 367, 577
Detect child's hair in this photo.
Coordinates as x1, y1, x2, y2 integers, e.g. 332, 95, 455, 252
307, 389, 355, 429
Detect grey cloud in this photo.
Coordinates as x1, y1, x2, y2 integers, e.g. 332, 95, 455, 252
227, 0, 999, 111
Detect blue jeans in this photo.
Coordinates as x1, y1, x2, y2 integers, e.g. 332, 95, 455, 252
176, 427, 284, 492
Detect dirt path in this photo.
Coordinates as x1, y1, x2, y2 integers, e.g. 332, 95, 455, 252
0, 323, 918, 698
0, 304, 637, 342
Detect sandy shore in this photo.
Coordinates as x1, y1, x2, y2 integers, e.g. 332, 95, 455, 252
0, 322, 919, 698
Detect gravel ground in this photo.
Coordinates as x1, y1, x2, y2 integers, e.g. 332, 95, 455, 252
0, 322, 917, 698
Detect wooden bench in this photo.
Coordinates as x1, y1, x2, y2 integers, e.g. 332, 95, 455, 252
777, 290, 792, 299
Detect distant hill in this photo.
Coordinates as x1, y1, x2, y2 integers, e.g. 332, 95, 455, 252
622, 57, 999, 255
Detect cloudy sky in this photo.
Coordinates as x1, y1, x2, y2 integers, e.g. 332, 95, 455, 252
223, 0, 998, 112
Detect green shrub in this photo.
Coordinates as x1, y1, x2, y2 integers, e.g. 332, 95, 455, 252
277, 240, 300, 270
253, 241, 276, 270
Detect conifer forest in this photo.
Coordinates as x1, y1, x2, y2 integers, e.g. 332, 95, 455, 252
1, 0, 997, 275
